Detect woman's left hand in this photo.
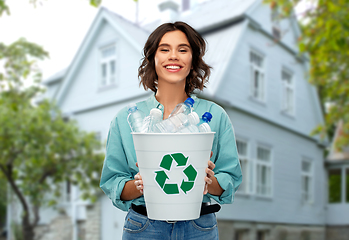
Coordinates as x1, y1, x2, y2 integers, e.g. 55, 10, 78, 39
203, 152, 215, 195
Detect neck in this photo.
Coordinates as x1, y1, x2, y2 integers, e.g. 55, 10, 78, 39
155, 82, 188, 119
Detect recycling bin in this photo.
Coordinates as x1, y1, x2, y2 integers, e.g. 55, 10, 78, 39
132, 132, 215, 221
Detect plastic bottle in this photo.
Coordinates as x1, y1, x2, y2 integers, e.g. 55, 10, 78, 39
142, 108, 163, 133
153, 112, 200, 133
127, 103, 146, 132
198, 112, 212, 132
179, 112, 212, 133
168, 97, 195, 118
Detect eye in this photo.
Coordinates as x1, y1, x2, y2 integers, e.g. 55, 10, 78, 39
160, 49, 169, 52
179, 49, 188, 53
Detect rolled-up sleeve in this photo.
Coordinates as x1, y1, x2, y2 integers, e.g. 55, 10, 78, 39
99, 117, 133, 211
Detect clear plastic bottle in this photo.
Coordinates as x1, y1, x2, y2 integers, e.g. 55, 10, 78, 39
142, 108, 163, 133
153, 112, 200, 133
168, 97, 195, 118
178, 112, 212, 133
127, 103, 146, 133
198, 112, 212, 132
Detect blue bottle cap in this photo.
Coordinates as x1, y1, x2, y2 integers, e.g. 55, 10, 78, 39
202, 112, 212, 122
184, 97, 195, 107
127, 103, 138, 113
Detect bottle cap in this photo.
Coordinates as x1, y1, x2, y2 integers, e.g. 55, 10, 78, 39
127, 103, 137, 113
188, 112, 200, 125
150, 108, 162, 118
202, 112, 212, 122
184, 97, 195, 107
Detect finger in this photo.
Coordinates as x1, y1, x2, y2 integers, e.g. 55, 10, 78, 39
204, 176, 213, 185
136, 162, 139, 167
203, 183, 208, 195
210, 151, 213, 158
207, 160, 215, 170
205, 168, 215, 178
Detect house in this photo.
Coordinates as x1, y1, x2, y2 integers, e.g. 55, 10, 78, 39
325, 120, 349, 239
8, 0, 344, 239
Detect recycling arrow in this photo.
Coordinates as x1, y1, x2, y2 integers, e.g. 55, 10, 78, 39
154, 153, 197, 195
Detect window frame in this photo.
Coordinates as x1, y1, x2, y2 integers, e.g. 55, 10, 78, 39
301, 158, 313, 204
271, 5, 281, 40
281, 68, 295, 116
236, 139, 252, 195
255, 144, 273, 198
249, 50, 266, 102
99, 43, 118, 88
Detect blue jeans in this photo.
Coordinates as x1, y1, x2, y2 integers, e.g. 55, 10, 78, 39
122, 208, 219, 240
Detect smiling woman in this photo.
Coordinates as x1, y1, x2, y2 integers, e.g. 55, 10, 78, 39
100, 21, 242, 240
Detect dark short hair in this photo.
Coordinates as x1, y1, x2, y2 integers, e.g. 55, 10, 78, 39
138, 21, 211, 96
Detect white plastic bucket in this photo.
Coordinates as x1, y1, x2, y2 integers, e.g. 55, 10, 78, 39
132, 132, 215, 221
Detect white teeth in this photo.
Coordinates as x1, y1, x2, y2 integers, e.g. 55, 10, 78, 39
166, 65, 180, 69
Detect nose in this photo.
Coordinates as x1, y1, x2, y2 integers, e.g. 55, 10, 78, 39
168, 50, 178, 60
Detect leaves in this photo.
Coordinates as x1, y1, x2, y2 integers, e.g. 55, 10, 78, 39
0, 39, 105, 232
265, 0, 349, 149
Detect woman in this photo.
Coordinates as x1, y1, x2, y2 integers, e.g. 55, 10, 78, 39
100, 21, 242, 240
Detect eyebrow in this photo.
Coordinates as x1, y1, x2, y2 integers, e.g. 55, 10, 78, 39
158, 43, 191, 48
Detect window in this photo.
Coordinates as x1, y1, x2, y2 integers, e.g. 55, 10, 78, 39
301, 159, 313, 203
62, 180, 71, 203
328, 169, 342, 203
234, 230, 249, 240
236, 140, 251, 194
346, 169, 349, 203
257, 230, 269, 240
100, 44, 117, 87
271, 5, 281, 40
250, 50, 265, 101
256, 146, 272, 196
282, 69, 294, 115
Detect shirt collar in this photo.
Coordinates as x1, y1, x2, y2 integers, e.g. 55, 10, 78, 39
145, 92, 200, 111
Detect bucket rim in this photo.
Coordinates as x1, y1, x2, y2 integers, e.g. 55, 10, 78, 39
131, 132, 216, 136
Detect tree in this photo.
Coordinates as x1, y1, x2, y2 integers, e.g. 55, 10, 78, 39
264, 0, 349, 149
0, 39, 105, 240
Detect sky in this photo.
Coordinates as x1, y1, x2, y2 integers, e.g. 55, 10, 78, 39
0, 0, 306, 81
0, 0, 169, 80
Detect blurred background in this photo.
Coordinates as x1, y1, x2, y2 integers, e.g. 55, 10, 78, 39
1, 0, 348, 240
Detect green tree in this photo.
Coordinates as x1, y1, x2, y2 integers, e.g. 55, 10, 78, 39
264, 0, 349, 148
0, 39, 105, 240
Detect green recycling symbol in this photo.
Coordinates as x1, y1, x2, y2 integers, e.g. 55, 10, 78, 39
155, 153, 197, 194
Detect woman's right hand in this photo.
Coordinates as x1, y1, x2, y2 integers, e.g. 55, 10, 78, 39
134, 163, 144, 194
134, 172, 144, 194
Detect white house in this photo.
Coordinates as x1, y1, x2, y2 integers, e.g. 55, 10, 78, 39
8, 0, 348, 240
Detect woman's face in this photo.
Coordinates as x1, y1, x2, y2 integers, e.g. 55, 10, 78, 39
154, 30, 192, 87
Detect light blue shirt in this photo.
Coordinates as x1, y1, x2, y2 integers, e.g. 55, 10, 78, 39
100, 94, 242, 211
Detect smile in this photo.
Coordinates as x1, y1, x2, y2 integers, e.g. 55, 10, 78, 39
165, 65, 181, 69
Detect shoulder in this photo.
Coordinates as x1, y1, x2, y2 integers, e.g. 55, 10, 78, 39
195, 97, 233, 134
111, 99, 148, 128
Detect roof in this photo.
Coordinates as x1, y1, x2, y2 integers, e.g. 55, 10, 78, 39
42, 67, 67, 85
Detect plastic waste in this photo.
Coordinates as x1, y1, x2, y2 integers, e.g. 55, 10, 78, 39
153, 112, 200, 133
168, 97, 195, 118
127, 103, 146, 132
142, 108, 163, 133
197, 112, 212, 132
179, 112, 212, 133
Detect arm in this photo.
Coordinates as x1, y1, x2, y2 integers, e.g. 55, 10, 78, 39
100, 116, 139, 211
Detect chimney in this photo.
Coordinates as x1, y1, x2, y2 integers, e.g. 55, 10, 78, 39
158, 0, 179, 23
182, 0, 199, 12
